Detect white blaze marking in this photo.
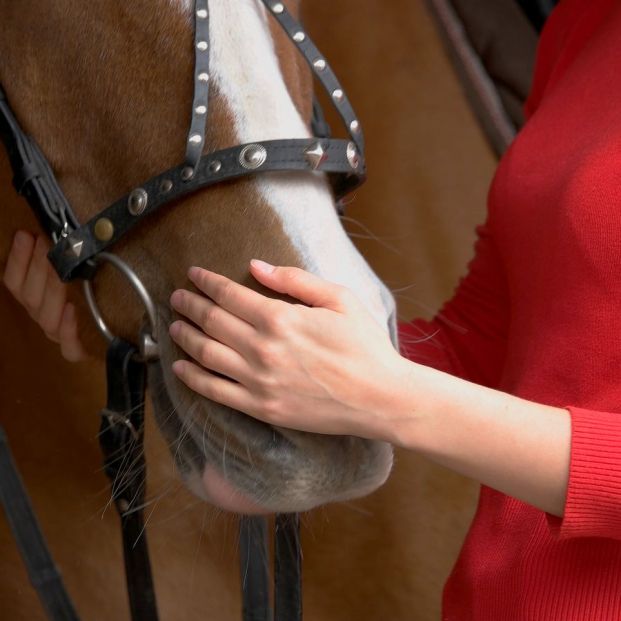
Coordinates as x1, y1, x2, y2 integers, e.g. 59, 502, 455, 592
207, 1, 394, 328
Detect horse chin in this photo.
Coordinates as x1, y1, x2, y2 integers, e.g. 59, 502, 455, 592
179, 467, 273, 515
148, 327, 394, 515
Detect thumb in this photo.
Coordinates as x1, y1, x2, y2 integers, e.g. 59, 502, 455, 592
250, 260, 348, 310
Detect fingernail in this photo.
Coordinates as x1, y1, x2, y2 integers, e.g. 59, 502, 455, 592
170, 290, 183, 308
169, 321, 182, 337
13, 231, 30, 249
188, 266, 204, 280
172, 360, 186, 375
251, 259, 275, 274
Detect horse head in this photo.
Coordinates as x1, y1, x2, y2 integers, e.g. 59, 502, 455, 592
0, 0, 397, 514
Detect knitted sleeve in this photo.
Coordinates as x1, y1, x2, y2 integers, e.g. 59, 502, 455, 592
398, 216, 509, 389
546, 407, 621, 540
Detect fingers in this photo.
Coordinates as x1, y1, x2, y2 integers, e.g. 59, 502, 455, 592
38, 264, 68, 338
169, 320, 251, 383
172, 359, 258, 414
20, 236, 51, 315
5, 232, 65, 335
3, 230, 36, 299
170, 287, 255, 352
58, 304, 88, 362
250, 260, 353, 311
187, 266, 272, 327
3, 231, 88, 362
4, 232, 51, 318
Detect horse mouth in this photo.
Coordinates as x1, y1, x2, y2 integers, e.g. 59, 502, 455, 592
147, 327, 394, 514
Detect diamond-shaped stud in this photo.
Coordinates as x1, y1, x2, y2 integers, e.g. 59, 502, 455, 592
304, 142, 327, 170
64, 236, 84, 258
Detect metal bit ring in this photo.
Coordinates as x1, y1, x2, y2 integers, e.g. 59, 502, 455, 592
82, 252, 159, 360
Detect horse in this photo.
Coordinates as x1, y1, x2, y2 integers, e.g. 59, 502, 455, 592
0, 0, 397, 617
0, 0, 495, 618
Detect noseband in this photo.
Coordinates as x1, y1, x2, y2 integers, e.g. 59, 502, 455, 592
0, 2, 367, 620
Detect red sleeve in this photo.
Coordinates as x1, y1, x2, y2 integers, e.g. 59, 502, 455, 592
398, 217, 509, 389
547, 407, 621, 540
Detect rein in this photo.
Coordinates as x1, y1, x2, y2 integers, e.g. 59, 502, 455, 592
0, 1, 366, 620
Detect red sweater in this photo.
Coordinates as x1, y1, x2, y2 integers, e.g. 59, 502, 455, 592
399, 0, 621, 618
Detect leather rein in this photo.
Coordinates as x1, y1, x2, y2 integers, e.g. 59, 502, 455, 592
0, 2, 366, 620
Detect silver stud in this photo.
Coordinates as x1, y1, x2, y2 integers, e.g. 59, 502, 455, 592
196, 8, 208, 19
197, 41, 208, 52
64, 236, 84, 258
271, 3, 284, 13
350, 120, 360, 134
189, 134, 202, 144
239, 144, 267, 170
160, 179, 173, 193
304, 142, 327, 170
195, 105, 207, 115
293, 31, 306, 43
198, 72, 209, 82
181, 166, 194, 181
209, 160, 222, 173
346, 142, 360, 170
332, 89, 344, 103
313, 59, 326, 71
127, 188, 148, 216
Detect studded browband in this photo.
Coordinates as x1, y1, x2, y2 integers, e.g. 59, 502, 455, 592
0, 0, 366, 282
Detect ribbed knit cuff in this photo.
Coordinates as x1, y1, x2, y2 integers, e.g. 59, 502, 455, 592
549, 406, 621, 540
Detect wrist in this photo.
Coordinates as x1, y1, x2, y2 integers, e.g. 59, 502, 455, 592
372, 357, 573, 515
369, 355, 432, 446
382, 357, 476, 450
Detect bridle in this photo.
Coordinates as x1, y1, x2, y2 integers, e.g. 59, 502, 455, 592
0, 1, 366, 620
1, 0, 365, 360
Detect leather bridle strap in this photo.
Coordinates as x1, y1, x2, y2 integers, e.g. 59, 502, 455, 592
0, 0, 366, 284
49, 137, 362, 281
274, 513, 302, 621
185, 0, 210, 173
0, 86, 79, 240
99, 339, 159, 621
265, 0, 364, 155
240, 516, 272, 621
239, 514, 302, 621
0, 426, 80, 621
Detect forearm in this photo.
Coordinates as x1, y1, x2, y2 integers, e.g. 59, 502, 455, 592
388, 359, 571, 516
164, 261, 571, 517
